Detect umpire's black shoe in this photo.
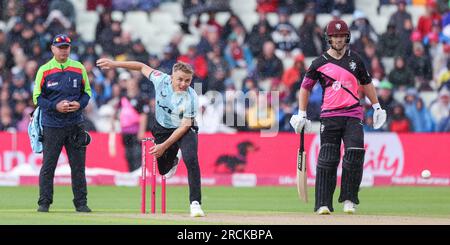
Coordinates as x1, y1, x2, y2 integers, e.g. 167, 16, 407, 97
37, 205, 49, 212
76, 205, 92, 213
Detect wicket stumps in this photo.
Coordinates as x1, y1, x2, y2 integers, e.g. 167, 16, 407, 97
141, 137, 166, 214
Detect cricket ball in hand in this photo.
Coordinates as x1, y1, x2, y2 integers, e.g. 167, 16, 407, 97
421, 169, 431, 179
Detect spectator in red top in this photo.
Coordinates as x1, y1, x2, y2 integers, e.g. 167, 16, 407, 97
389, 104, 411, 133
281, 53, 305, 89
256, 0, 278, 14
87, 0, 112, 11
417, 0, 442, 38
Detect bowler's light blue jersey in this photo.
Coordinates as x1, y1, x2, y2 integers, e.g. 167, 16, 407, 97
149, 70, 198, 129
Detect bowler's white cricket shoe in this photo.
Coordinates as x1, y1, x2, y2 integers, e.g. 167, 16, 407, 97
190, 201, 205, 217
317, 206, 331, 215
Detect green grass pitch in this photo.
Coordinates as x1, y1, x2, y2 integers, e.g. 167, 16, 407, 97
1, 186, 450, 224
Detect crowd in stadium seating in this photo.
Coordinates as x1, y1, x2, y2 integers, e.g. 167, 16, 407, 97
0, 0, 449, 134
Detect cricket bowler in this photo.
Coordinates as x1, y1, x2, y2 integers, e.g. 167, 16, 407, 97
96, 58, 205, 217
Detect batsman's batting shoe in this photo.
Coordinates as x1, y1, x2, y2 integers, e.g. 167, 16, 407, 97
190, 201, 205, 217
317, 206, 331, 215
343, 200, 356, 214
76, 205, 92, 213
37, 205, 49, 212
165, 150, 182, 179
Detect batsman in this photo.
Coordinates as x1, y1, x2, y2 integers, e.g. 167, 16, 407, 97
290, 20, 387, 215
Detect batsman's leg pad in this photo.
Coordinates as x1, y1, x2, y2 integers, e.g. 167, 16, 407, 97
315, 143, 340, 212
339, 147, 365, 204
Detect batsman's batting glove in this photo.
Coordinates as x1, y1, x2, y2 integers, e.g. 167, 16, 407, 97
289, 110, 312, 134
372, 103, 387, 129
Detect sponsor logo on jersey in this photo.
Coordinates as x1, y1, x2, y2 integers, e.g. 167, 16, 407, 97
349, 60, 356, 71
47, 81, 59, 87
332, 81, 341, 91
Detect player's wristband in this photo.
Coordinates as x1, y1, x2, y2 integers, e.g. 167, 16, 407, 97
372, 103, 381, 110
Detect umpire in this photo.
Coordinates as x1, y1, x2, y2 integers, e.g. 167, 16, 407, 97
32, 34, 92, 212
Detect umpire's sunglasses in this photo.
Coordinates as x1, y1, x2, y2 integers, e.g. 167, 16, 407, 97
52, 35, 72, 47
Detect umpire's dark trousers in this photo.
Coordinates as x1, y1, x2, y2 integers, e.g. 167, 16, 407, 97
38, 125, 88, 208
152, 122, 202, 204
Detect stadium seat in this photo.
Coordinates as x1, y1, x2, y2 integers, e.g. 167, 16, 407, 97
141, 24, 180, 55
158, 1, 184, 22
230, 0, 256, 14
239, 12, 258, 32
215, 12, 231, 26
374, 5, 398, 33
393, 90, 406, 103
378, 4, 397, 17
229, 0, 257, 32
382, 57, 395, 75
317, 14, 333, 29
408, 5, 426, 26
178, 34, 201, 54
149, 11, 175, 26
290, 13, 304, 29
282, 57, 294, 71
266, 13, 279, 27
111, 11, 124, 22
230, 68, 248, 91
122, 12, 152, 41
304, 57, 317, 69
124, 11, 149, 28
354, 0, 378, 18
76, 12, 99, 41
421, 91, 438, 107
69, 0, 86, 12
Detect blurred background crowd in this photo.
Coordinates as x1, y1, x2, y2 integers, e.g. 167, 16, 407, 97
1, 0, 450, 135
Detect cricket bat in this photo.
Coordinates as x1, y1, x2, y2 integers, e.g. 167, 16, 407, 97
297, 128, 308, 202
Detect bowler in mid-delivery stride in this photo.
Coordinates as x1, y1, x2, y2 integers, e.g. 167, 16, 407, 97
96, 58, 205, 217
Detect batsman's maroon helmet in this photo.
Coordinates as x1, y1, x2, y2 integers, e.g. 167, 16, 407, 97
325, 19, 351, 44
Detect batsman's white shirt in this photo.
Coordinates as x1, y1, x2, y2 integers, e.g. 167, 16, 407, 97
148, 70, 198, 129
